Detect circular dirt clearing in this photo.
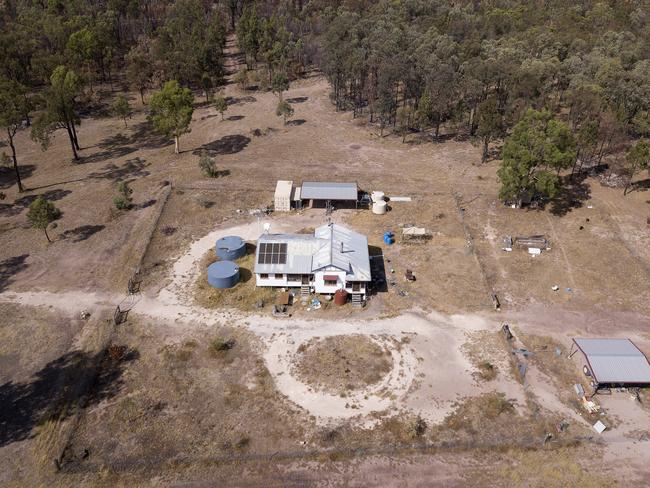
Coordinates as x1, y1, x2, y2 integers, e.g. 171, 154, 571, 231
293, 335, 392, 394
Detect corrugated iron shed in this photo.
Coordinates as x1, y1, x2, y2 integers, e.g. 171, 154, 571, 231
301, 181, 358, 201
573, 338, 650, 384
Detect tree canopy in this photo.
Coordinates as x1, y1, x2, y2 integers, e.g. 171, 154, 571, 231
498, 109, 576, 202
149, 80, 194, 154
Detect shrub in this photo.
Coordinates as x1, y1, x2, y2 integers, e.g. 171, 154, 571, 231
198, 150, 218, 177
108, 344, 127, 361
209, 337, 235, 357
409, 415, 427, 438
234, 68, 248, 89
114, 181, 133, 210
477, 361, 498, 381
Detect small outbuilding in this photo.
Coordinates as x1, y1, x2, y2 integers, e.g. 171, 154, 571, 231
570, 338, 650, 388
274, 180, 294, 212
300, 181, 358, 209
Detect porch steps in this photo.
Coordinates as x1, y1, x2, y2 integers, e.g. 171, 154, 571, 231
300, 285, 311, 299
351, 294, 364, 307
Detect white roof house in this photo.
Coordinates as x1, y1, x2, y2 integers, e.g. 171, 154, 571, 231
572, 338, 650, 385
254, 223, 371, 297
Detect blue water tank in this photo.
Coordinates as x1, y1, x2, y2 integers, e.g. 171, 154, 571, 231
207, 261, 240, 289
383, 231, 395, 245
216, 236, 246, 260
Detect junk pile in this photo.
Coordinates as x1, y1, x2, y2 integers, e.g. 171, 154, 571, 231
503, 235, 550, 255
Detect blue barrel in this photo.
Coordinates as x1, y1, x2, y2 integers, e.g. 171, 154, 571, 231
207, 261, 240, 289
216, 236, 246, 260
383, 231, 395, 245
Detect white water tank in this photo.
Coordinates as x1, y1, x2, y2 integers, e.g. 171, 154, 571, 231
371, 191, 385, 203
372, 200, 387, 215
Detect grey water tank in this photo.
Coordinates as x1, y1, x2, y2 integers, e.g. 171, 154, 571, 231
216, 236, 246, 260
207, 261, 240, 289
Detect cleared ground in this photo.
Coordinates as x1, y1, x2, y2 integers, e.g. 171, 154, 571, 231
1, 39, 650, 486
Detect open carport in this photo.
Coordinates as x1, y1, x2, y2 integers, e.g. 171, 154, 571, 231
570, 338, 650, 388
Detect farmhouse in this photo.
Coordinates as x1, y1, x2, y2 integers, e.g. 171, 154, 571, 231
254, 223, 371, 301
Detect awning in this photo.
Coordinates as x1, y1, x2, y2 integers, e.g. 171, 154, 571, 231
323, 275, 339, 281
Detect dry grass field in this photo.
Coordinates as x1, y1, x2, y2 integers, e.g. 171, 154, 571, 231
1, 40, 650, 486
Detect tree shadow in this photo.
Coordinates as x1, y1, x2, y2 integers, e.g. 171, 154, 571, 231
88, 157, 150, 181
286, 119, 306, 126
134, 199, 157, 210
97, 133, 131, 149
0, 165, 36, 190
12, 189, 72, 211
0, 204, 24, 217
77, 99, 110, 118
287, 97, 308, 103
632, 178, 650, 192
192, 135, 251, 156
0, 348, 136, 447
226, 96, 257, 105
548, 174, 592, 217
0, 254, 29, 292
128, 121, 173, 149
60, 225, 105, 243
76, 145, 137, 165
226, 115, 245, 121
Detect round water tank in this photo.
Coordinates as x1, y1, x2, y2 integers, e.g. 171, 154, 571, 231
372, 200, 387, 215
334, 289, 348, 305
207, 261, 240, 289
216, 236, 246, 260
371, 191, 385, 203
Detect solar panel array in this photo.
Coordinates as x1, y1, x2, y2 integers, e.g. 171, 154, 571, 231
258, 242, 287, 264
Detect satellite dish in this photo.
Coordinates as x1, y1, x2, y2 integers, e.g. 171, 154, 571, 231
263, 223, 271, 233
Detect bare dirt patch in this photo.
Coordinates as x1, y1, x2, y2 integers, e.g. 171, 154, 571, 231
292, 334, 393, 395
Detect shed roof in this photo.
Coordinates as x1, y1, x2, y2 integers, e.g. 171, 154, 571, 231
300, 181, 358, 201
275, 180, 293, 199
573, 338, 650, 384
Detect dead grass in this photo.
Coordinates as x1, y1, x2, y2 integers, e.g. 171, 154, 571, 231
445, 392, 515, 432
462, 330, 514, 382
293, 335, 392, 394
514, 329, 594, 415
194, 245, 276, 311
494, 447, 614, 487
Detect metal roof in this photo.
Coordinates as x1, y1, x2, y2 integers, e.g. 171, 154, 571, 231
300, 181, 358, 201
573, 338, 650, 384
254, 224, 371, 281
312, 223, 371, 280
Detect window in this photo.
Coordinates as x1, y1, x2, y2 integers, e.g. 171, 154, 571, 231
275, 273, 284, 279
260, 273, 269, 279
287, 274, 301, 281
324, 279, 337, 286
